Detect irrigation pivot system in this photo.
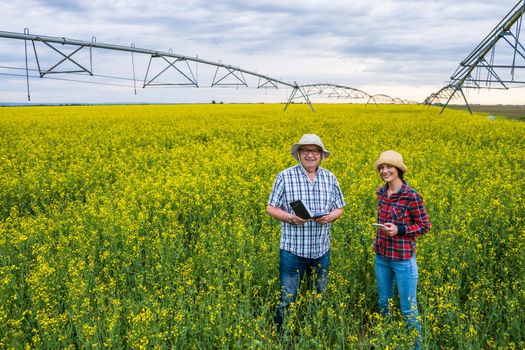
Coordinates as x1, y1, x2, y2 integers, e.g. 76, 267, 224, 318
425, 0, 525, 113
0, 30, 410, 110
0, 29, 307, 109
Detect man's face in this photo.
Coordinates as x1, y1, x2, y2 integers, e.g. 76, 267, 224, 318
299, 144, 322, 170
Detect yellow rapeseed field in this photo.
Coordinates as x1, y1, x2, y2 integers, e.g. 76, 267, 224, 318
0, 104, 524, 349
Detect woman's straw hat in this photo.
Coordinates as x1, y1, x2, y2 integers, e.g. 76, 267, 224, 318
373, 150, 408, 173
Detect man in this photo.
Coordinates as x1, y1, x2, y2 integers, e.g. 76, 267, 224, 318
267, 133, 345, 332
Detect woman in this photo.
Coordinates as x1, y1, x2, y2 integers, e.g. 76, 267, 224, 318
373, 150, 431, 349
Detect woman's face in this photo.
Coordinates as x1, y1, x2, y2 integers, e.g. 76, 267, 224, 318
378, 164, 399, 183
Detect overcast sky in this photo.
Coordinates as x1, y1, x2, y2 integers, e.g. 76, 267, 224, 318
1, 0, 523, 104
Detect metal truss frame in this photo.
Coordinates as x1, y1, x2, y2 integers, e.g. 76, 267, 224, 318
143, 55, 198, 87
257, 76, 279, 88
424, 84, 472, 113
371, 94, 415, 105
370, 94, 395, 104
301, 84, 372, 100
32, 39, 93, 77
284, 83, 372, 112
283, 84, 416, 111
0, 29, 315, 110
211, 65, 248, 87
284, 84, 314, 112
426, 0, 525, 114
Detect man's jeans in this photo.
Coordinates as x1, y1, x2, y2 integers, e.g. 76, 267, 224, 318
275, 249, 330, 327
375, 254, 421, 348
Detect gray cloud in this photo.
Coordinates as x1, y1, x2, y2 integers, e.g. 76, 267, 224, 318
34, 0, 86, 12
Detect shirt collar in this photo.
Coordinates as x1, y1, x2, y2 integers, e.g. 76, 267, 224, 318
380, 181, 409, 196
298, 163, 320, 177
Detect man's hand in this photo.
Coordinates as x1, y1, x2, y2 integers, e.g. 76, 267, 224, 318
314, 214, 332, 225
291, 214, 307, 225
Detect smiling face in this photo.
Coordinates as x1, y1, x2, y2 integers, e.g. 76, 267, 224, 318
378, 163, 400, 184
299, 144, 322, 172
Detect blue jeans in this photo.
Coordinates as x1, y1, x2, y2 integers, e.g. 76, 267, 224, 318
376, 254, 421, 348
275, 249, 330, 327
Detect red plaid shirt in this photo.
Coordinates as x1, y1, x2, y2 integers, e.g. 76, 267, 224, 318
374, 182, 431, 260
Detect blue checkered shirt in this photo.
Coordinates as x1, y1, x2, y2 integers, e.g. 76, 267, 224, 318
268, 164, 346, 258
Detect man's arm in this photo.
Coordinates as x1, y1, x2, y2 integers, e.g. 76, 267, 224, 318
314, 208, 343, 225
266, 205, 307, 225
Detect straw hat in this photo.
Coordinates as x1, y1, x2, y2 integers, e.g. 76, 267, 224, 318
290, 134, 330, 161
373, 150, 408, 173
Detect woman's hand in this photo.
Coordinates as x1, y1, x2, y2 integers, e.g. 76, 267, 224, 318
379, 222, 398, 237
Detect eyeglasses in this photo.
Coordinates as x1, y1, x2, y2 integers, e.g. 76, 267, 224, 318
300, 148, 321, 155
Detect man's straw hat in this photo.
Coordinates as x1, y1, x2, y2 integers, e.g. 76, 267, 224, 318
290, 134, 330, 161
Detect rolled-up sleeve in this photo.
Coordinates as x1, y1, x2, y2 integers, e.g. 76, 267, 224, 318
268, 173, 285, 208
401, 193, 430, 237
332, 177, 346, 209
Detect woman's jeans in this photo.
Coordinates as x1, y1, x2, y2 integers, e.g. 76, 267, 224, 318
275, 249, 330, 328
375, 254, 421, 347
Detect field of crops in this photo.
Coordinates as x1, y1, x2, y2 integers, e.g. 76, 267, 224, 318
1, 104, 524, 349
